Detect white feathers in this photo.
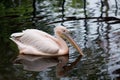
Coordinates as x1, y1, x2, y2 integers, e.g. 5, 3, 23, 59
11, 32, 24, 38
11, 29, 59, 54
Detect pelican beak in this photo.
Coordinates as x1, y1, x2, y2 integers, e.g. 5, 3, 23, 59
62, 32, 84, 56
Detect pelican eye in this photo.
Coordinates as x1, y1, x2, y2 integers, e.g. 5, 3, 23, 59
63, 30, 66, 32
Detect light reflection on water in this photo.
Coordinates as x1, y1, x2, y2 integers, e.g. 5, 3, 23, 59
0, 0, 120, 80
50, 1, 119, 80
30, 0, 120, 79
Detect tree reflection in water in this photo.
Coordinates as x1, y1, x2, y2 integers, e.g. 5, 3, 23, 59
0, 0, 120, 79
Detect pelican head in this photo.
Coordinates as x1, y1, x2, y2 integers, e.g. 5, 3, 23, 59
54, 26, 83, 56
54, 26, 69, 37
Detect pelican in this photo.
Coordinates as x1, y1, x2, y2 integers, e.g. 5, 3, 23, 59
10, 26, 83, 56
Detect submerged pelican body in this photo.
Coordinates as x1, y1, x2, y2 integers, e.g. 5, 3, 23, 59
10, 26, 83, 56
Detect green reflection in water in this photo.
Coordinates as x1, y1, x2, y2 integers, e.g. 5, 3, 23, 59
0, 0, 36, 80
0, 0, 120, 80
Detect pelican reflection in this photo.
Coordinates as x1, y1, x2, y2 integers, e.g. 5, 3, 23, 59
14, 54, 82, 77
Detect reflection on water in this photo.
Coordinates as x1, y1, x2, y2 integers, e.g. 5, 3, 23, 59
0, 0, 120, 80
14, 55, 59, 72
14, 54, 82, 78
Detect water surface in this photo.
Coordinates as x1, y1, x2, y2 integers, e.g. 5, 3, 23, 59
0, 0, 120, 80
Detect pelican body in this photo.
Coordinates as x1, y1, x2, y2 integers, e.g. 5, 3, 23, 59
10, 26, 83, 56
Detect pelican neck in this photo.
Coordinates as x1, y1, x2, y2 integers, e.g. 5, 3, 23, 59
55, 33, 69, 54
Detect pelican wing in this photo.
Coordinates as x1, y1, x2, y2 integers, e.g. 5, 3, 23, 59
11, 29, 60, 55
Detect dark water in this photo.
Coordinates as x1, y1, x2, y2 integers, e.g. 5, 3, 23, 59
0, 0, 120, 80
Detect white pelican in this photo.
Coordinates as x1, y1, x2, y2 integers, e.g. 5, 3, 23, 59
10, 26, 83, 56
